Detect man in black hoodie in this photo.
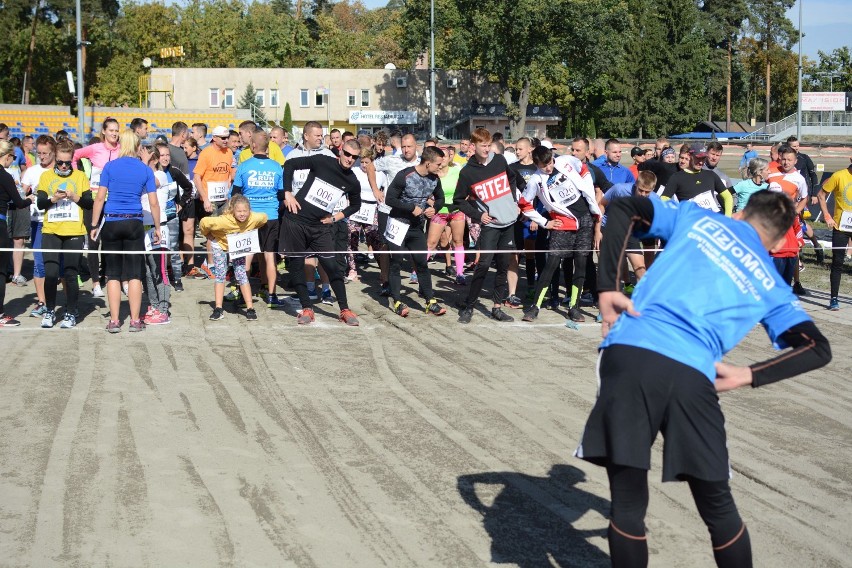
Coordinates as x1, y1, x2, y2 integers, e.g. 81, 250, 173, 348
453, 128, 519, 323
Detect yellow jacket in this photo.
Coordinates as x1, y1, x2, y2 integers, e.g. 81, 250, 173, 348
199, 211, 267, 250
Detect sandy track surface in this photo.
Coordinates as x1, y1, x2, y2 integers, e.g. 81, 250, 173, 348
1, 258, 849, 567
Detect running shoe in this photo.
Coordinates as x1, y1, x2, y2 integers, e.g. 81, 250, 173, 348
458, 306, 474, 324
522, 305, 539, 322
209, 307, 225, 321
198, 264, 214, 280
579, 291, 595, 305
267, 294, 285, 309
444, 266, 454, 278
567, 306, 585, 323
297, 308, 315, 324
828, 298, 840, 311
339, 308, 360, 326
144, 305, 155, 319
393, 301, 410, 317
409, 272, 419, 285
41, 310, 56, 328
347, 270, 359, 282
11, 275, 27, 286
305, 288, 319, 301
277, 259, 287, 272
455, 274, 467, 286
106, 320, 121, 333
122, 282, 129, 296
31, 303, 48, 317
224, 287, 240, 302
491, 307, 514, 322
60, 313, 77, 329
548, 297, 561, 310
464, 262, 478, 273
792, 282, 808, 296
92, 284, 105, 298
798, 259, 805, 272
425, 299, 446, 316
145, 309, 171, 325
245, 308, 258, 321
367, 252, 375, 260
596, 312, 603, 323
0, 313, 20, 326
128, 319, 145, 332
815, 246, 825, 264
321, 289, 334, 305
504, 295, 523, 309
173, 280, 184, 292
185, 266, 203, 278
379, 282, 391, 297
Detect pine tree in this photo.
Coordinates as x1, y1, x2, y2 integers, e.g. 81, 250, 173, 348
282, 102, 293, 136
239, 81, 266, 124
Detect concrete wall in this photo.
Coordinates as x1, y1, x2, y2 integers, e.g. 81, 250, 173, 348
150, 67, 502, 132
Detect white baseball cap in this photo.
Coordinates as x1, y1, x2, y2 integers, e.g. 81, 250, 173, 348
211, 125, 229, 137
540, 139, 554, 149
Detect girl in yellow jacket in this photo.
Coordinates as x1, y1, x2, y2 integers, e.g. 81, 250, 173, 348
199, 195, 267, 321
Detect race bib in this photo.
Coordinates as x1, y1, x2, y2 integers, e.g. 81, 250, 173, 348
839, 210, 852, 231
384, 216, 410, 246
333, 195, 349, 215
690, 190, 721, 212
227, 229, 260, 259
46, 199, 80, 223
304, 179, 345, 213
350, 202, 377, 225
548, 180, 581, 209
207, 180, 228, 202
144, 225, 170, 250
293, 169, 310, 193
90, 169, 102, 191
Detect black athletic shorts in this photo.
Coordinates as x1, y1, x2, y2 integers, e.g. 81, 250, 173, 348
576, 344, 730, 482
279, 216, 334, 258
100, 219, 145, 281
7, 208, 31, 239
259, 219, 280, 253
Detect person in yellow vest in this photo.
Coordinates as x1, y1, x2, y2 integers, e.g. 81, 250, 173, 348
35, 139, 94, 329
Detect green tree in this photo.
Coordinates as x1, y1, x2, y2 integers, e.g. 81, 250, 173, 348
699, 0, 748, 129
811, 47, 852, 92
282, 102, 293, 135
239, 81, 267, 123
744, 0, 797, 124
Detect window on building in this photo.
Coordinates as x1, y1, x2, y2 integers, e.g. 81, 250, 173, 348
300, 89, 309, 107
223, 88, 235, 108
255, 89, 265, 107
315, 90, 327, 107
209, 88, 219, 108
347, 89, 356, 107
360, 89, 370, 107
270, 89, 279, 107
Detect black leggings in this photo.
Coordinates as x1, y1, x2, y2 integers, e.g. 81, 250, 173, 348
42, 233, 85, 312
388, 225, 434, 303
606, 464, 752, 568
82, 208, 102, 284
0, 220, 10, 313
830, 229, 851, 298
287, 255, 348, 310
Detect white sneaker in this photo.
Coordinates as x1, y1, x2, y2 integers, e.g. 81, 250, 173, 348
41, 310, 56, 328
60, 313, 77, 328
92, 284, 105, 298
12, 275, 27, 286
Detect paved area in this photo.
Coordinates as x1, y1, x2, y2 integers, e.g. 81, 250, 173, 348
0, 256, 849, 567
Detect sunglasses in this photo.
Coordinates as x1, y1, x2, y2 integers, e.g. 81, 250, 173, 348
342, 149, 359, 159
215, 135, 228, 140
56, 160, 73, 167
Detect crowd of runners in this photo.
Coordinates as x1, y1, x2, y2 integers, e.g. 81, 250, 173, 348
0, 116, 845, 566
0, 118, 852, 332
0, 119, 848, 330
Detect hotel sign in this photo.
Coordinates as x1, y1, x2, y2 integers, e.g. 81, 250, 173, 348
349, 110, 417, 124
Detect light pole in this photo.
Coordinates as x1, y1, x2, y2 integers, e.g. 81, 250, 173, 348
429, 0, 436, 138
796, 0, 802, 140
75, 0, 85, 143
317, 86, 330, 133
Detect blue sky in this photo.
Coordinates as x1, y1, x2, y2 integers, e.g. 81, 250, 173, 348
360, 0, 850, 60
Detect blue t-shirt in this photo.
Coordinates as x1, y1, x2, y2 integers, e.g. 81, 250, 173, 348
233, 156, 283, 220
282, 144, 293, 157
100, 157, 156, 220
13, 147, 27, 168
601, 183, 659, 226
601, 199, 811, 381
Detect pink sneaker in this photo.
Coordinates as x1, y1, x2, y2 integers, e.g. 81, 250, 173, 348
144, 306, 155, 319
145, 309, 171, 325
